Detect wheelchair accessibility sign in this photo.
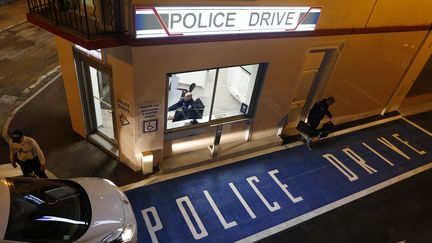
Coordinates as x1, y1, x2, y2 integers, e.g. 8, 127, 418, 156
144, 119, 158, 133
140, 101, 161, 134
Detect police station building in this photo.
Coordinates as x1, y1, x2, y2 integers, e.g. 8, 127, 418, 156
26, 1, 432, 174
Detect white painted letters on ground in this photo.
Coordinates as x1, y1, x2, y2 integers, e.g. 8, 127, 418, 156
323, 153, 359, 181
142, 207, 163, 243
176, 196, 208, 240
377, 137, 411, 160
204, 190, 238, 229
229, 182, 257, 219
268, 169, 303, 203
343, 148, 377, 174
362, 142, 394, 166
392, 133, 427, 155
247, 176, 281, 212
139, 130, 429, 242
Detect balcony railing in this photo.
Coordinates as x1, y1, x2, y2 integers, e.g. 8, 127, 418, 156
27, 0, 126, 39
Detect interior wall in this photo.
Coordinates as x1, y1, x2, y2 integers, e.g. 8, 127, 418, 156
55, 36, 86, 137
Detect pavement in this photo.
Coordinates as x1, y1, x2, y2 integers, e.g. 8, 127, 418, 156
0, 0, 27, 31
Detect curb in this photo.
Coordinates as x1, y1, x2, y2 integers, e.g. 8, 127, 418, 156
2, 71, 62, 143
0, 19, 27, 33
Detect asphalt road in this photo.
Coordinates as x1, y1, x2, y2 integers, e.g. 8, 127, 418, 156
0, 21, 59, 161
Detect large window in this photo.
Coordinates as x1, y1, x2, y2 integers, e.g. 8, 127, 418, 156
166, 64, 263, 130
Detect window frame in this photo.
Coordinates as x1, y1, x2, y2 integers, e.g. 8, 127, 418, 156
164, 63, 267, 134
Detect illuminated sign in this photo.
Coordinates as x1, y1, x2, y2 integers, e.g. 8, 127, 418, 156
74, 44, 102, 61
135, 6, 321, 38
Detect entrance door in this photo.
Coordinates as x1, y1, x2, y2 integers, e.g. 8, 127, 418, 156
291, 42, 344, 122
75, 52, 118, 151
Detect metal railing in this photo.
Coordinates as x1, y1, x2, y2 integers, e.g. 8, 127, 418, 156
27, 0, 125, 39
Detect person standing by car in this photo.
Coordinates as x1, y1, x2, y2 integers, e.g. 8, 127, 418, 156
9, 130, 48, 178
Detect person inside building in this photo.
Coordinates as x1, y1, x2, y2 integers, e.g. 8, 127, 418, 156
301, 96, 335, 150
9, 129, 48, 178
168, 92, 195, 122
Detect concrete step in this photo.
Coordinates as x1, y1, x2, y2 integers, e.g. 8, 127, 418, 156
160, 136, 283, 174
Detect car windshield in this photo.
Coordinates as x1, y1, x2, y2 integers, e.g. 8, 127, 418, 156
5, 177, 91, 242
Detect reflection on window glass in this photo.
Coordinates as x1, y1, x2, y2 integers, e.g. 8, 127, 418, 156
5, 177, 90, 242
241, 65, 255, 74
89, 66, 115, 140
213, 65, 258, 119
167, 64, 261, 130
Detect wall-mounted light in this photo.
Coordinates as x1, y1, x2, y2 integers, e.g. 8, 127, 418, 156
141, 151, 154, 175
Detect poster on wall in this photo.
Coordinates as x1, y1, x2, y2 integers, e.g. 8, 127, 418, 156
74, 44, 103, 61
139, 101, 161, 134
117, 98, 132, 127
137, 100, 164, 154
115, 97, 138, 169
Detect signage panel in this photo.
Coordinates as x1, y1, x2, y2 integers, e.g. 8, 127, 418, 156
74, 44, 103, 61
135, 6, 321, 38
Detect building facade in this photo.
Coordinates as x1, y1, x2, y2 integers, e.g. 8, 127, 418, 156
27, 0, 432, 174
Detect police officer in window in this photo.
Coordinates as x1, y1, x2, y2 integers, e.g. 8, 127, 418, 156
168, 92, 194, 122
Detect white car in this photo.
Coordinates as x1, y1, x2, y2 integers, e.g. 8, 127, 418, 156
0, 177, 137, 242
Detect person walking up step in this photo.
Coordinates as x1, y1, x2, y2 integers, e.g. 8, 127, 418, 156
299, 97, 336, 150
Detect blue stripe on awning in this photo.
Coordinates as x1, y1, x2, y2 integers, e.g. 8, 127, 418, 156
300, 12, 320, 25
136, 14, 169, 30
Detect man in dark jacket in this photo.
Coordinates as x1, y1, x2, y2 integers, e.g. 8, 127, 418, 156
300, 97, 335, 150
168, 92, 194, 122
307, 96, 335, 130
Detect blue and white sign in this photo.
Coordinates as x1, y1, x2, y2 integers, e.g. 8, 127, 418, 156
144, 119, 158, 133
126, 118, 432, 242
135, 6, 321, 38
139, 102, 161, 134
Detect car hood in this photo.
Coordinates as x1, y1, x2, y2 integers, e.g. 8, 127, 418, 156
0, 178, 10, 240
71, 178, 127, 242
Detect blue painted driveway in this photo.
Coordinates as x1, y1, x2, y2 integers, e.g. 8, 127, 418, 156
125, 118, 432, 242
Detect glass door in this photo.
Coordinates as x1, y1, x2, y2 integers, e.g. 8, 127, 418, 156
75, 52, 117, 146
87, 65, 116, 140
